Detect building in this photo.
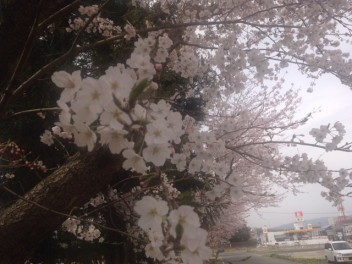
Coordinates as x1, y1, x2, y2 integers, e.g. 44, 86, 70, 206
259, 211, 328, 246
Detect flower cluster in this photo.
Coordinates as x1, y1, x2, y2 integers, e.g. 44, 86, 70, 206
66, 5, 122, 37
86, 192, 106, 208
0, 141, 48, 174
309, 122, 346, 151
2, 173, 15, 179
40, 125, 72, 146
48, 39, 186, 173
283, 154, 331, 184
62, 218, 103, 242
134, 196, 212, 263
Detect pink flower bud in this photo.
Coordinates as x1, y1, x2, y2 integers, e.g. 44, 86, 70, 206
155, 64, 163, 71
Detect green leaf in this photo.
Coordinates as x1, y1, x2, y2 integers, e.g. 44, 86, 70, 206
175, 222, 184, 240
128, 78, 149, 108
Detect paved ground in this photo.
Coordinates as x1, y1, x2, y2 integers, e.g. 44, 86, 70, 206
216, 250, 312, 264
279, 249, 324, 259
219, 246, 325, 260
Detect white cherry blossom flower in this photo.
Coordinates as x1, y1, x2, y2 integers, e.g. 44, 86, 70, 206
56, 100, 72, 126
150, 100, 171, 118
154, 48, 168, 63
40, 130, 54, 146
137, 66, 156, 80
76, 77, 110, 114
100, 102, 132, 128
62, 218, 80, 234
168, 205, 200, 238
213, 162, 229, 178
334, 121, 346, 134
79, 224, 101, 241
127, 53, 152, 69
188, 158, 202, 174
145, 120, 170, 145
147, 230, 164, 248
165, 111, 184, 144
99, 66, 135, 102
71, 101, 99, 125
171, 153, 187, 171
52, 126, 61, 135
205, 184, 226, 200
124, 24, 136, 40
73, 122, 97, 151
134, 37, 152, 55
122, 149, 148, 174
131, 104, 147, 121
180, 228, 212, 264
99, 126, 134, 154
158, 34, 173, 49
145, 243, 165, 261
51, 71, 82, 102
134, 196, 168, 233
143, 143, 171, 167
4, 173, 15, 179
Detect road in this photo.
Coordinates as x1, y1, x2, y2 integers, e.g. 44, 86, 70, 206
216, 250, 312, 264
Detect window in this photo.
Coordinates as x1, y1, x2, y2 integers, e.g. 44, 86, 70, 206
332, 242, 352, 250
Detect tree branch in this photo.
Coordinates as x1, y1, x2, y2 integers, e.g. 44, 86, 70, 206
3, 0, 44, 95
233, 140, 352, 152
0, 148, 123, 263
37, 0, 81, 30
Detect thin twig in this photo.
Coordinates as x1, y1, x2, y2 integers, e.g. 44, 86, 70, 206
0, 107, 60, 121
37, 0, 81, 30
232, 140, 352, 152
3, 0, 44, 95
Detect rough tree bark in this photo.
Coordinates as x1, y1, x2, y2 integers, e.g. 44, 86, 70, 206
0, 149, 123, 264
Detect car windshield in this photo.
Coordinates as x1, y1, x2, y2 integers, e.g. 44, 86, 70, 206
332, 242, 352, 250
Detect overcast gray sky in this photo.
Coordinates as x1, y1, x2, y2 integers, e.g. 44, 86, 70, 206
246, 71, 352, 228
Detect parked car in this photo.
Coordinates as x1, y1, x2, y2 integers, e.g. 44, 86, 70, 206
324, 241, 352, 263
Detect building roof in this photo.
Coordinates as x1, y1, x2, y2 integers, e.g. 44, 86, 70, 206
284, 228, 320, 234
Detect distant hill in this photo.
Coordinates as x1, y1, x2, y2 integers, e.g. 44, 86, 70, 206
272, 216, 331, 230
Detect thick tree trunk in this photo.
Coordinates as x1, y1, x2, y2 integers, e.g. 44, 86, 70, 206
0, 149, 123, 264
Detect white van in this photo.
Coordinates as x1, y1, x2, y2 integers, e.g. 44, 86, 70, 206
324, 241, 352, 263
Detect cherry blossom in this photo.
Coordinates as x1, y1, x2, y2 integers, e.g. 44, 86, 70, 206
134, 196, 168, 233
40, 130, 54, 146
142, 143, 172, 167
145, 120, 171, 145
100, 102, 132, 128
33, 1, 352, 262
51, 70, 81, 102
144, 243, 165, 261
75, 77, 111, 114
100, 65, 135, 102
171, 153, 187, 171
180, 228, 212, 264
122, 149, 148, 174
168, 206, 200, 238
99, 126, 134, 154
72, 122, 97, 151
